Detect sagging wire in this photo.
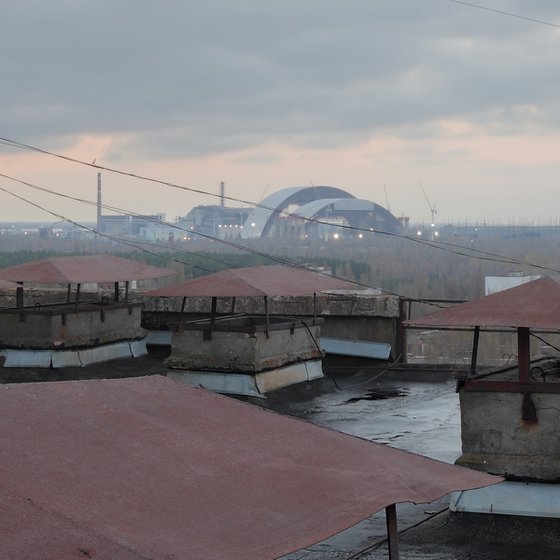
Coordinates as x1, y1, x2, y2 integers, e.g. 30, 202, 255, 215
0, 171, 390, 294
0, 137, 558, 275
301, 320, 341, 390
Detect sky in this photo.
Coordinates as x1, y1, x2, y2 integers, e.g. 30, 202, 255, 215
1, 0, 559, 225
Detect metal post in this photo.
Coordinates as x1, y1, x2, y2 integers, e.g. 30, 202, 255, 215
16, 284, 24, 309
67, 284, 72, 303
264, 295, 270, 338
210, 296, 217, 330
313, 292, 317, 326
470, 326, 480, 376
114, 282, 120, 302
230, 296, 236, 315
518, 327, 530, 384
124, 281, 129, 303
75, 283, 81, 307
385, 503, 400, 560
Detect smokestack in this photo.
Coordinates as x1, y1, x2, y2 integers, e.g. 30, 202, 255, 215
220, 181, 225, 208
97, 172, 102, 231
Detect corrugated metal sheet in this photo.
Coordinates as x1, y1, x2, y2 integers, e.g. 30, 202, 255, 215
0, 376, 500, 560
146, 264, 358, 297
0, 255, 176, 284
406, 277, 560, 330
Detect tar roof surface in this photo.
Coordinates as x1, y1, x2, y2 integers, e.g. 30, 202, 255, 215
146, 264, 359, 297
0, 376, 499, 560
406, 277, 560, 330
0, 254, 176, 284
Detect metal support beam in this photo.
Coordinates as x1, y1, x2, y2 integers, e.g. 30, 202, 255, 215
470, 326, 480, 376
16, 285, 24, 309
264, 295, 270, 338
385, 503, 400, 560
518, 327, 530, 384
313, 292, 317, 326
210, 297, 217, 330
114, 282, 120, 302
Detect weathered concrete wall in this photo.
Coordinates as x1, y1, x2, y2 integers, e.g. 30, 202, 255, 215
457, 390, 560, 481
167, 323, 321, 373
0, 304, 145, 349
143, 292, 403, 358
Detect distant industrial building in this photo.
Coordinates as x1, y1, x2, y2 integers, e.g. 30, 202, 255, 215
178, 205, 251, 240
240, 186, 401, 240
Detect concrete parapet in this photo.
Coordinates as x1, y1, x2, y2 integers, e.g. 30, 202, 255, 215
0, 303, 145, 349
166, 316, 322, 373
457, 390, 560, 481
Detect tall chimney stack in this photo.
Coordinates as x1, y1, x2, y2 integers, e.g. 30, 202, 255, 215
220, 181, 225, 208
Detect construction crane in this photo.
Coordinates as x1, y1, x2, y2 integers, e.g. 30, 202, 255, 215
419, 182, 437, 225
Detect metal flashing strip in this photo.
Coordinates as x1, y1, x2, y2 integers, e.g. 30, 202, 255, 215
0, 340, 148, 368
0, 350, 52, 368
168, 359, 324, 397
321, 337, 391, 360
450, 481, 560, 518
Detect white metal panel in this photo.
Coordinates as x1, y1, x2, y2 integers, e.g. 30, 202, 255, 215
167, 371, 261, 397
450, 481, 560, 518
129, 339, 148, 358
255, 359, 324, 393
51, 351, 82, 368
321, 337, 391, 360
1, 350, 52, 368
78, 342, 132, 367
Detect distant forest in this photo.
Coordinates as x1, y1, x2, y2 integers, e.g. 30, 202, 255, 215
0, 228, 557, 305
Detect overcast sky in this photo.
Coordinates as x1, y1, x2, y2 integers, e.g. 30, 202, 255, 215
1, 1, 559, 224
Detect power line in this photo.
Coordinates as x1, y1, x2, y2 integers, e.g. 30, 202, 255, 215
444, 0, 560, 29
0, 138, 556, 275
0, 178, 391, 298
4, 168, 559, 277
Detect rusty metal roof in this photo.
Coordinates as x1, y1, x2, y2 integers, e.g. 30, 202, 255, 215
0, 254, 176, 284
0, 376, 499, 560
146, 264, 358, 297
407, 277, 560, 329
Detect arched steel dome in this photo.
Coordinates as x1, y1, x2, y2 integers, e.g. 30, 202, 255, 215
241, 186, 401, 239
241, 186, 355, 239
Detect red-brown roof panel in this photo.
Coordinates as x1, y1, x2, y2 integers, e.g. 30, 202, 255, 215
146, 264, 359, 297
0, 255, 176, 284
0, 376, 499, 560
406, 277, 560, 329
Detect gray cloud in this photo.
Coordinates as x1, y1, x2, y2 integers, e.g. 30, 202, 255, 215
1, 0, 559, 156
